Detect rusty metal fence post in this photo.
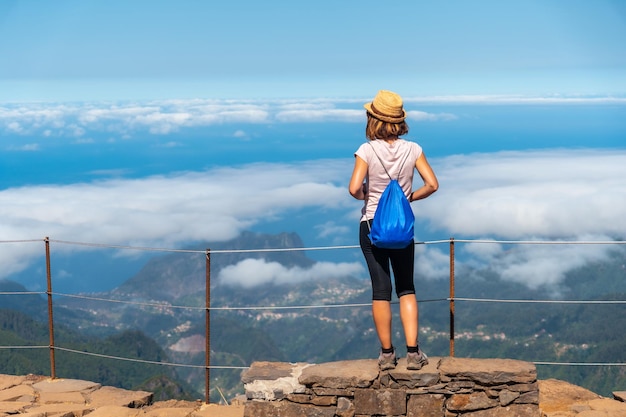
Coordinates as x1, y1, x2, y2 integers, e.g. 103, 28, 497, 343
44, 237, 57, 378
205, 248, 211, 404
449, 237, 455, 357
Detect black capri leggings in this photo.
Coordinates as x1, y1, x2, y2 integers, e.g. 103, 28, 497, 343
359, 220, 416, 301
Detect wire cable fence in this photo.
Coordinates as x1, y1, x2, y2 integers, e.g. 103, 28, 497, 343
0, 236, 624, 403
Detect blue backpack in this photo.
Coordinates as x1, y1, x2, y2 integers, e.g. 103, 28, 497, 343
367, 144, 415, 249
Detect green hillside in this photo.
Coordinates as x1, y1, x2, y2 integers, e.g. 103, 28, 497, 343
0, 308, 196, 401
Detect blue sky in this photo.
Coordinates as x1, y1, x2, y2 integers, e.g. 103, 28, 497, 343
1, 0, 625, 100
1, 1, 625, 293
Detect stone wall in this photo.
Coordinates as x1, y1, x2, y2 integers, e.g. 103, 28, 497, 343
241, 357, 540, 417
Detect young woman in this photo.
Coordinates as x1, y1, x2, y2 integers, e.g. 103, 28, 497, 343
349, 90, 439, 371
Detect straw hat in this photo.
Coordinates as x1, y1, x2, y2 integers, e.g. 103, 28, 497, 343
364, 90, 407, 123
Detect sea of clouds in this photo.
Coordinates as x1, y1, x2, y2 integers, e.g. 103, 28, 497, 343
1, 97, 625, 291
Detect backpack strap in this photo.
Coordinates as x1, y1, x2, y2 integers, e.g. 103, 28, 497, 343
368, 141, 412, 181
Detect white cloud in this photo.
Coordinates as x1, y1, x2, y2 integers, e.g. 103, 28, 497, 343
0, 100, 272, 137
412, 149, 626, 288
0, 160, 351, 279
403, 95, 626, 105
459, 236, 620, 290
3, 95, 622, 138
275, 101, 362, 122
419, 149, 626, 239
217, 258, 364, 288
7, 121, 23, 132
233, 130, 248, 139
1, 148, 625, 289
415, 245, 450, 280
491, 241, 614, 290
407, 110, 457, 122
314, 221, 350, 239
7, 143, 40, 151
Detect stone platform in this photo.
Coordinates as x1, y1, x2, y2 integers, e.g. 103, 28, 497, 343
241, 357, 626, 417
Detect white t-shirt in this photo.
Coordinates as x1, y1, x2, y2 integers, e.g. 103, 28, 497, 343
354, 139, 423, 222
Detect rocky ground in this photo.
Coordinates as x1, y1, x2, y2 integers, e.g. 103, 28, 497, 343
0, 374, 244, 417
538, 379, 626, 417
0, 373, 623, 416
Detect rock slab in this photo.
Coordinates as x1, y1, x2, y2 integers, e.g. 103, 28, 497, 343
0, 374, 244, 417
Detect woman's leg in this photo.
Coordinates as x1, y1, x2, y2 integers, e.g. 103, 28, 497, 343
390, 243, 418, 347
359, 221, 394, 349
399, 293, 418, 347
372, 300, 393, 349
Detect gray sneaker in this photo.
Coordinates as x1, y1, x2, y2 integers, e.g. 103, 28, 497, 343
406, 349, 429, 370
378, 349, 397, 371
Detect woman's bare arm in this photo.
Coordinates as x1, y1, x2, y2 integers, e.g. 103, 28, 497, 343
349, 156, 369, 200
409, 153, 438, 202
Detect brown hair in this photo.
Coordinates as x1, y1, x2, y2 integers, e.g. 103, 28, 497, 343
365, 113, 409, 140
